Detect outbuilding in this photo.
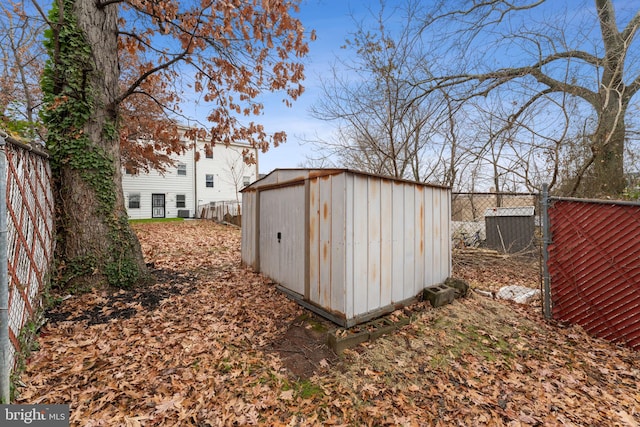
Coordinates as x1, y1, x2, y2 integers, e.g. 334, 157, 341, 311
484, 206, 536, 254
241, 169, 451, 327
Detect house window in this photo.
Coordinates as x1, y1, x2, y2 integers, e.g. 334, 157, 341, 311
243, 176, 251, 186
177, 163, 187, 176
205, 151, 213, 159
128, 193, 140, 209
124, 166, 134, 175
176, 194, 186, 208
206, 174, 214, 188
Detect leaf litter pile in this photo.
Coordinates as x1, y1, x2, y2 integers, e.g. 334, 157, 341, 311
17, 221, 640, 426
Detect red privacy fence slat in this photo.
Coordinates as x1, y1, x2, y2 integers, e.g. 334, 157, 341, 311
547, 199, 640, 350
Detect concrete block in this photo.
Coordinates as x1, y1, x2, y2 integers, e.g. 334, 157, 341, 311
392, 315, 410, 327
369, 319, 396, 341
327, 329, 370, 354
445, 277, 470, 298
423, 284, 455, 308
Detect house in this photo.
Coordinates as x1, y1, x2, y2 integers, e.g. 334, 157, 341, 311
122, 130, 259, 219
241, 168, 451, 327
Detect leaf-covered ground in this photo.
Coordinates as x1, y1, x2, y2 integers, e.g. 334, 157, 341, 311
17, 221, 640, 426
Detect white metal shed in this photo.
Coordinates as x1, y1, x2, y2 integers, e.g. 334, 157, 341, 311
241, 169, 451, 327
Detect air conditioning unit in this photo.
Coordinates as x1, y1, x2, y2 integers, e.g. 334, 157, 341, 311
177, 209, 190, 218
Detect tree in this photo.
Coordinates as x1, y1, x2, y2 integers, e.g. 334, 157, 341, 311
413, 0, 640, 197
0, 0, 45, 137
38, 0, 313, 289
117, 45, 201, 175
220, 150, 253, 202
309, 1, 452, 183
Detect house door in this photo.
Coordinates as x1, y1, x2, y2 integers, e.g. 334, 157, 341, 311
152, 194, 165, 218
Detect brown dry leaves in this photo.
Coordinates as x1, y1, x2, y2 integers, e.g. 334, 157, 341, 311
17, 221, 640, 426
453, 250, 540, 293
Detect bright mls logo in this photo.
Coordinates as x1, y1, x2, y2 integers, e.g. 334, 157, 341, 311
1, 405, 69, 426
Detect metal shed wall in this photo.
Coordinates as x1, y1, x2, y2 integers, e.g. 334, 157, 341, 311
484, 207, 536, 254
485, 215, 535, 253
306, 172, 451, 324
241, 169, 451, 326
240, 190, 257, 268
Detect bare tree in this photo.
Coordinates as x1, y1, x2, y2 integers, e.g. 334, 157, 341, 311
220, 150, 252, 202
309, 0, 453, 183
412, 0, 640, 197
0, 0, 45, 137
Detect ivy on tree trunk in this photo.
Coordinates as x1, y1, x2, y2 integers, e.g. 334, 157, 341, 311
41, 0, 147, 289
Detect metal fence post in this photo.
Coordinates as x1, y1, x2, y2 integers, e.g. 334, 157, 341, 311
541, 183, 552, 319
0, 133, 9, 402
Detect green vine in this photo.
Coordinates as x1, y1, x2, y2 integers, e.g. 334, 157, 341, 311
41, 0, 142, 289
41, 0, 117, 215
105, 216, 141, 289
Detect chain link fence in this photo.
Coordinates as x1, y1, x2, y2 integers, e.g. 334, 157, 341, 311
451, 192, 542, 305
541, 190, 640, 350
0, 133, 55, 400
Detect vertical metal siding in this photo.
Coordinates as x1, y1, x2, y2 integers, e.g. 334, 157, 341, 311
415, 186, 425, 296
380, 180, 393, 308
308, 174, 348, 313
308, 178, 319, 301
240, 191, 256, 267
367, 177, 382, 312
403, 183, 416, 298
391, 181, 405, 303
242, 169, 451, 327
486, 215, 535, 253
330, 174, 346, 314
318, 175, 333, 308
442, 190, 452, 276
548, 200, 640, 350
345, 174, 355, 319
258, 185, 306, 296
424, 187, 435, 288
352, 175, 369, 317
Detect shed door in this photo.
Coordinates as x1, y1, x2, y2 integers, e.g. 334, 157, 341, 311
259, 185, 305, 296
152, 194, 165, 218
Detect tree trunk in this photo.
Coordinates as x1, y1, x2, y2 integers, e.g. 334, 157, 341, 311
45, 0, 147, 289
591, 110, 626, 197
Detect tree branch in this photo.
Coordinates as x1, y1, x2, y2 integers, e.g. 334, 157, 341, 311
115, 50, 188, 107
95, 0, 124, 9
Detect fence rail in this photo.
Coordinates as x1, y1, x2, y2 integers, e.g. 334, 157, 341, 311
0, 133, 55, 398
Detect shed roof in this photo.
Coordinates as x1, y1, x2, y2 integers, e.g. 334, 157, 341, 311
484, 206, 535, 217
241, 168, 450, 192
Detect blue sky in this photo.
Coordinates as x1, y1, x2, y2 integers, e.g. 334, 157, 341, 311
247, 0, 367, 174
183, 0, 640, 176
181, 0, 362, 174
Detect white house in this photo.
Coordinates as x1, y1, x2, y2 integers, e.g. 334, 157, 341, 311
122, 131, 259, 219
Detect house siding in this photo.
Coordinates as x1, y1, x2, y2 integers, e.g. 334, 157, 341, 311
196, 144, 258, 204
123, 150, 195, 220
122, 132, 258, 219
